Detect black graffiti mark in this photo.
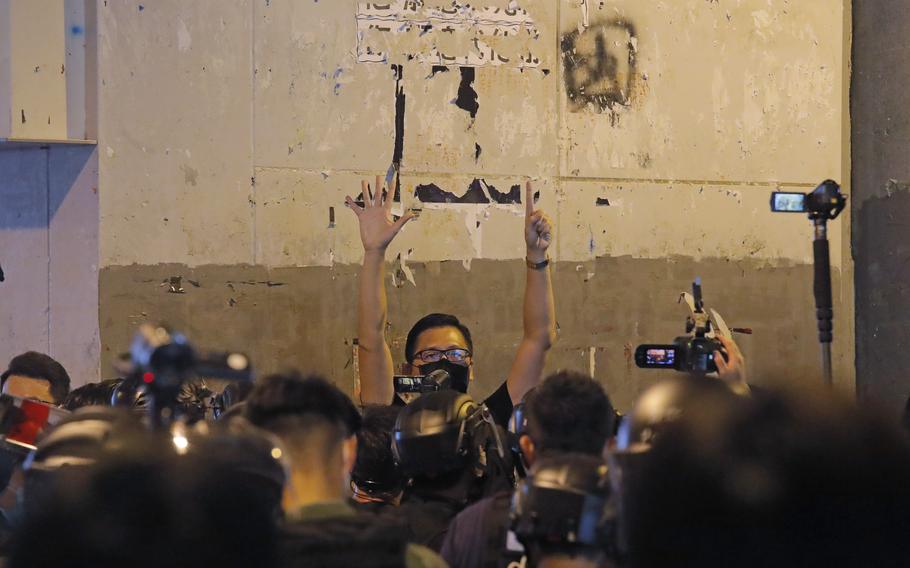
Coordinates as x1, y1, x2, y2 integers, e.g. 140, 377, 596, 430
454, 67, 479, 119
429, 65, 449, 77
415, 179, 526, 205
596, 197, 611, 206
392, 64, 406, 201
0, 262, 5, 282
474, 143, 482, 162
561, 20, 637, 113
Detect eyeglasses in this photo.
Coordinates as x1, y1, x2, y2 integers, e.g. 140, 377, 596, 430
412, 348, 472, 364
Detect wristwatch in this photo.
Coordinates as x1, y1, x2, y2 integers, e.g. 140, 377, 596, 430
526, 256, 550, 270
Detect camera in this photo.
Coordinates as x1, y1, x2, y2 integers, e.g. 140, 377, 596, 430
392, 369, 452, 394
770, 180, 846, 219
125, 324, 253, 428
635, 279, 729, 374
635, 338, 721, 374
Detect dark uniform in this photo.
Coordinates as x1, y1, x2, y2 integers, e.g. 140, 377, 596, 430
279, 502, 447, 568
440, 491, 526, 568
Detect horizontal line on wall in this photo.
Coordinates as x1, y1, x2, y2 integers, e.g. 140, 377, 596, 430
252, 165, 818, 188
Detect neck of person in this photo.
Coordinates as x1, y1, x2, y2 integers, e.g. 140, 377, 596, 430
282, 463, 346, 512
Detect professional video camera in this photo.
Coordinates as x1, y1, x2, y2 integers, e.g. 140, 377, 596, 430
122, 324, 253, 429
634, 279, 734, 374
770, 180, 847, 218
771, 180, 848, 385
392, 369, 453, 395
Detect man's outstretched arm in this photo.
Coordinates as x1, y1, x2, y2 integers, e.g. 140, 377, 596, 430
506, 182, 558, 404
346, 176, 414, 405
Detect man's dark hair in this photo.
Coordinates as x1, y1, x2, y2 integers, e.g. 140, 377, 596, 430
61, 379, 123, 411
405, 313, 474, 363
352, 405, 405, 494
622, 385, 910, 568
1, 351, 71, 403
11, 450, 277, 568
525, 371, 614, 456
245, 371, 361, 442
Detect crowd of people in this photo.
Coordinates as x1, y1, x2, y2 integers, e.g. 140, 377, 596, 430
1, 179, 909, 567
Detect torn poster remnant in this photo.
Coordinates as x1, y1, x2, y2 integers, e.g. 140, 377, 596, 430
415, 179, 523, 204
356, 1, 541, 68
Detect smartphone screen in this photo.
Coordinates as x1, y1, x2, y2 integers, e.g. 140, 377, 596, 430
771, 192, 807, 213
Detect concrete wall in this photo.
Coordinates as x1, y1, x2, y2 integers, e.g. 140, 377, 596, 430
852, 0, 910, 419
0, 145, 100, 385
90, 0, 850, 410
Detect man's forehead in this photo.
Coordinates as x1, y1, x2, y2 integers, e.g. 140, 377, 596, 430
2, 374, 53, 397
414, 326, 469, 349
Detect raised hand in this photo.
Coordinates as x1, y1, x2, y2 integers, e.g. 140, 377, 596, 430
524, 181, 553, 262
345, 175, 414, 253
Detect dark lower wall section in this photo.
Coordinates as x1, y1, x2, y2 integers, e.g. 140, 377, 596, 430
852, 2, 910, 418
100, 257, 844, 411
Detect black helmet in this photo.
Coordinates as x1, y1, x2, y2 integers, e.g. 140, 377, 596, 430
25, 407, 149, 475
392, 390, 479, 477
511, 453, 614, 560
615, 375, 735, 451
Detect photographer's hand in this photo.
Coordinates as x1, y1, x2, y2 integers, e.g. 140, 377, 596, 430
346, 175, 414, 405
715, 336, 751, 395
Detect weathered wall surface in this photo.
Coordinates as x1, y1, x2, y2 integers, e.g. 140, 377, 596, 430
0, 145, 99, 385
96, 0, 851, 410
852, 1, 910, 419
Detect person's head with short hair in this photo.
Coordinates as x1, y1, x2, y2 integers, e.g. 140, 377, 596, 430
245, 372, 361, 511
351, 405, 405, 505
11, 446, 277, 568
621, 384, 910, 568
520, 371, 614, 468
1, 351, 71, 405
61, 379, 123, 411
404, 313, 475, 393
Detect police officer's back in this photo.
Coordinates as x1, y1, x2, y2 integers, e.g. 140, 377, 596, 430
393, 389, 515, 552
244, 372, 446, 568
440, 371, 614, 568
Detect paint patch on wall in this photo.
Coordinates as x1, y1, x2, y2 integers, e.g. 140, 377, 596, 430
562, 20, 638, 113
356, 1, 541, 68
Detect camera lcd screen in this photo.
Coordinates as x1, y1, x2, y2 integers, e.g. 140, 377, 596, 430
393, 376, 424, 393
645, 348, 676, 366
771, 192, 807, 213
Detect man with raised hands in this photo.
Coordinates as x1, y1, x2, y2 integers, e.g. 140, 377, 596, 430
345, 178, 557, 427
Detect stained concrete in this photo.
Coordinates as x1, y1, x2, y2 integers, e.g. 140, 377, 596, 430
852, 0, 910, 417
100, 257, 847, 411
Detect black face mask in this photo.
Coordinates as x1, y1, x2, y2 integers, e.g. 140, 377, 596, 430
417, 360, 470, 394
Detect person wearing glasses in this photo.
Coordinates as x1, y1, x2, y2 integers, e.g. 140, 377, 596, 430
346, 177, 556, 427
